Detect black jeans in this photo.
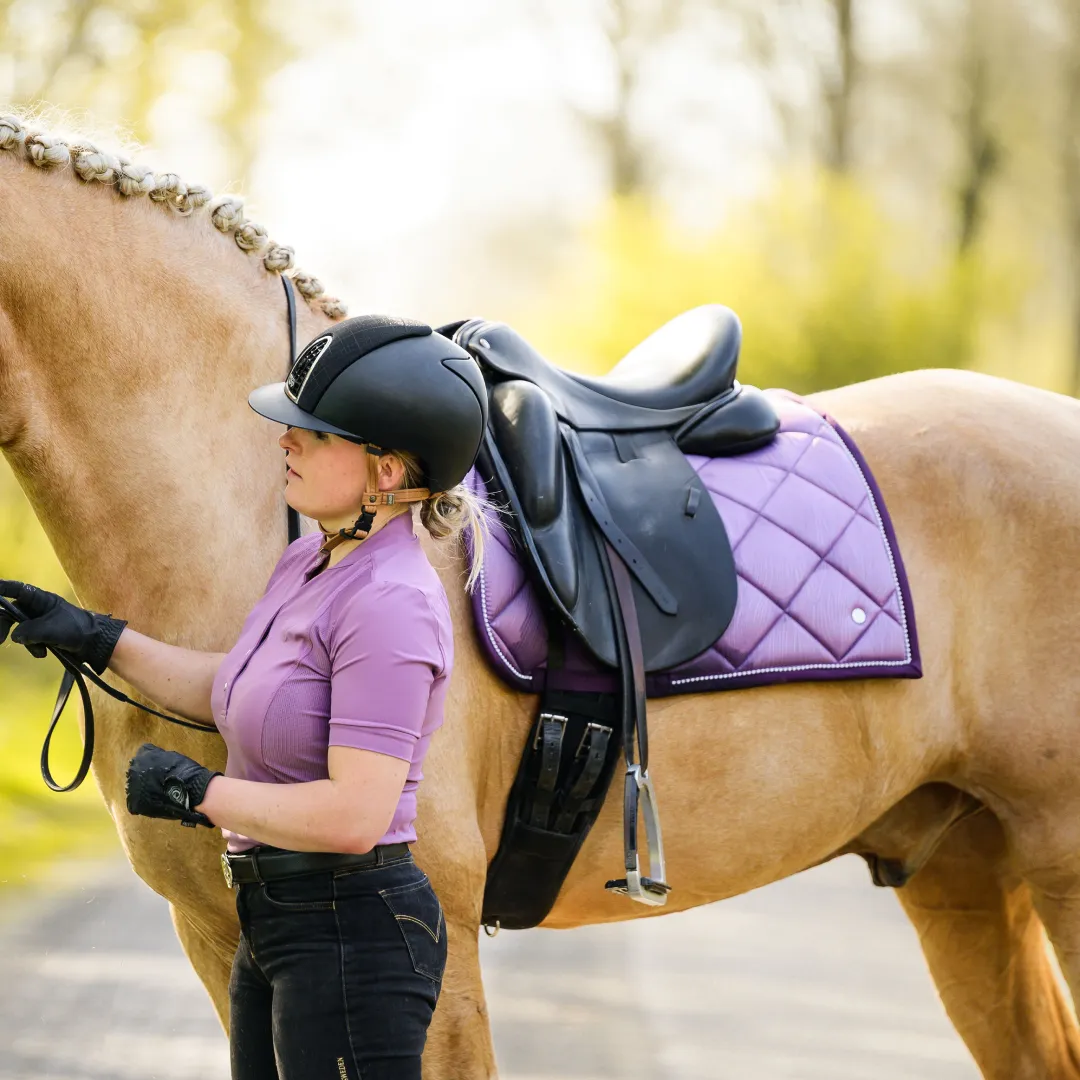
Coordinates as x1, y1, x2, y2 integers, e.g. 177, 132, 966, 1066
229, 851, 447, 1079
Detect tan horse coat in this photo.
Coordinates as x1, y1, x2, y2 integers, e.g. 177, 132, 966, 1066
2, 146, 1080, 1079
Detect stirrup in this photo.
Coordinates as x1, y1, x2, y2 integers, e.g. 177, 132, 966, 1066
605, 764, 671, 907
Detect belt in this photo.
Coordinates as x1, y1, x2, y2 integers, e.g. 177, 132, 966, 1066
221, 842, 411, 888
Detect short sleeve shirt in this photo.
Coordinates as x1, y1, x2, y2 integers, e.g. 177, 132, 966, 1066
210, 512, 453, 852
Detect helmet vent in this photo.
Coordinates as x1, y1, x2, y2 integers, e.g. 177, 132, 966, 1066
285, 335, 333, 403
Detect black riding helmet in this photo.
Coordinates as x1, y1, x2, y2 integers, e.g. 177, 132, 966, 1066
250, 315, 487, 491
249, 315, 487, 547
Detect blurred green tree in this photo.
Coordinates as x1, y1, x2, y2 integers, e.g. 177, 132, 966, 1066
522, 172, 1025, 393
0, 0, 349, 181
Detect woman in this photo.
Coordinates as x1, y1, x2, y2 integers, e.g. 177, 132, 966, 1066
0, 314, 490, 1079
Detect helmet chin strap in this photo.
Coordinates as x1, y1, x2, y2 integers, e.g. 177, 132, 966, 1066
318, 445, 436, 557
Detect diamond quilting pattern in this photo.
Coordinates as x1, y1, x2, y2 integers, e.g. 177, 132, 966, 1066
465, 391, 918, 695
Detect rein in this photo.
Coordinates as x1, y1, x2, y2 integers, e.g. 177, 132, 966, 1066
0, 275, 302, 792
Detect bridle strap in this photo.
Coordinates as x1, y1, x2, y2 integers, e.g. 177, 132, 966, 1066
283, 275, 302, 546
25, 273, 303, 791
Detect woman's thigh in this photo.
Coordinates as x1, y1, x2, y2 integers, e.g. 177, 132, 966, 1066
248, 864, 445, 1080
228, 933, 279, 1080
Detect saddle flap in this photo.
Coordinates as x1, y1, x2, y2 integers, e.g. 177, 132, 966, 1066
570, 428, 738, 671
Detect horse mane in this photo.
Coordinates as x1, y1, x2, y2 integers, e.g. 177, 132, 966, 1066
0, 109, 346, 320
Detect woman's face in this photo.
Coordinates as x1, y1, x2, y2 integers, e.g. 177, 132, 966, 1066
278, 426, 404, 526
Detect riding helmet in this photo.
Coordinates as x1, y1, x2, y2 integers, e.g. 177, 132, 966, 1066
248, 315, 487, 494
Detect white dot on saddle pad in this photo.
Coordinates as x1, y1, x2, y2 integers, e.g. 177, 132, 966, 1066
851, 607, 867, 624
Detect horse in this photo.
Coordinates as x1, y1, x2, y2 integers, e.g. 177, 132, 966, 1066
1, 112, 1079, 1080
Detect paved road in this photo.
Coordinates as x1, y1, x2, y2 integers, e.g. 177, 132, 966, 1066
0, 856, 979, 1079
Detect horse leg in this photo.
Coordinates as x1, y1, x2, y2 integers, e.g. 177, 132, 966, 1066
422, 918, 497, 1080
896, 813, 1080, 1079
1016, 845, 1080, 1025
169, 903, 238, 1031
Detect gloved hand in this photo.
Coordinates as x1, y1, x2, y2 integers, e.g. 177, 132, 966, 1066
126, 743, 222, 829
0, 580, 127, 675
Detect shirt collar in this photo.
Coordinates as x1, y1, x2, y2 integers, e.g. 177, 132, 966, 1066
307, 511, 415, 579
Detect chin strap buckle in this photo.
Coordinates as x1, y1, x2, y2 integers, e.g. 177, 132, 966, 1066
316, 444, 437, 555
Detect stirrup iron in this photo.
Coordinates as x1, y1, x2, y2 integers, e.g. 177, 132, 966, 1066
605, 763, 671, 906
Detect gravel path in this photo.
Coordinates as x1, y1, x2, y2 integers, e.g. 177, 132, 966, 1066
0, 855, 979, 1079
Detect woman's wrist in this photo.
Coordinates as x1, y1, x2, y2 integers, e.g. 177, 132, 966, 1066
194, 773, 225, 819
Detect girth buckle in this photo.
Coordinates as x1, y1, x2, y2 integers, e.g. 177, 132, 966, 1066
533, 711, 567, 749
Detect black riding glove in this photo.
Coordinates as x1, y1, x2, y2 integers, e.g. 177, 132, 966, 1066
126, 743, 222, 829
0, 580, 127, 674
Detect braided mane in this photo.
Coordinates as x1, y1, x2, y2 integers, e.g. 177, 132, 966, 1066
0, 111, 346, 319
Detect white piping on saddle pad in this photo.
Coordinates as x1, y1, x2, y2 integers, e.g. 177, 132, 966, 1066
479, 562, 534, 682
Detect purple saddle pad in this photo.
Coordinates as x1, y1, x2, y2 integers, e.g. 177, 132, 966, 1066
464, 390, 920, 697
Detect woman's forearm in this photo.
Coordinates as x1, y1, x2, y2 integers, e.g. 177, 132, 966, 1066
197, 776, 392, 854
108, 628, 225, 725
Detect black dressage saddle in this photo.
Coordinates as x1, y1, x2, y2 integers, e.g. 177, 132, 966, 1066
445, 305, 781, 916
452, 305, 780, 673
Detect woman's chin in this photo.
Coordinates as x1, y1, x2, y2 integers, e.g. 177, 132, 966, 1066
284, 492, 312, 518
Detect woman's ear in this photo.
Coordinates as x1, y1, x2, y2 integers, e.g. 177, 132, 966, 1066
377, 452, 407, 492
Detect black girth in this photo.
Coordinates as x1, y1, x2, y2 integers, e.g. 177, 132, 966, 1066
1, 275, 301, 792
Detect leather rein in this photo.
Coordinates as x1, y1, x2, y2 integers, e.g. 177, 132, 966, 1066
0, 275, 303, 792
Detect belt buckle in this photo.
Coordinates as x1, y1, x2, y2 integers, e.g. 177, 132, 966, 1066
221, 852, 234, 888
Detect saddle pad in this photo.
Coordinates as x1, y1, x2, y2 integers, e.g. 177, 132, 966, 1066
464, 390, 921, 697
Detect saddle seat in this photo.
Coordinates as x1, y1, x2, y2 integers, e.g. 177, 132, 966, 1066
571, 305, 740, 410
456, 305, 761, 435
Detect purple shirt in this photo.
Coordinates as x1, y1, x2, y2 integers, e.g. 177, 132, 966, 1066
210, 512, 453, 853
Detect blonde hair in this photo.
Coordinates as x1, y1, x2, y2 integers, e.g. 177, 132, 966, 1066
394, 449, 492, 593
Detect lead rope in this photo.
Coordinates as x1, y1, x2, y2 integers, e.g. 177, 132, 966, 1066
12, 275, 302, 792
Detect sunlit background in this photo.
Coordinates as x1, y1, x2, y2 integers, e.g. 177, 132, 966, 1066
0, 2, 1074, 1072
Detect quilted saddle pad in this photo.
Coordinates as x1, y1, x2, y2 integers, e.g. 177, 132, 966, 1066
464, 390, 921, 697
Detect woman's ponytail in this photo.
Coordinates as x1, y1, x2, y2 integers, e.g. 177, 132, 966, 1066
394, 450, 493, 592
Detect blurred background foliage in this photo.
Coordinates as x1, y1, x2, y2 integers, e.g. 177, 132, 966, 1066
0, 0, 1077, 884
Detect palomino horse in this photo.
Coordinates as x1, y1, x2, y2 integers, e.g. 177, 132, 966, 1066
0, 114, 1079, 1079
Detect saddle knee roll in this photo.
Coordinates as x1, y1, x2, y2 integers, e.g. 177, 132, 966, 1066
488, 379, 581, 610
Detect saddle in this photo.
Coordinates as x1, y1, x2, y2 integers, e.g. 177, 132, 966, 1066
447, 306, 780, 918
454, 306, 779, 672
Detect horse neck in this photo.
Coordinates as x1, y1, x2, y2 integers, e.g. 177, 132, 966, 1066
0, 158, 329, 646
